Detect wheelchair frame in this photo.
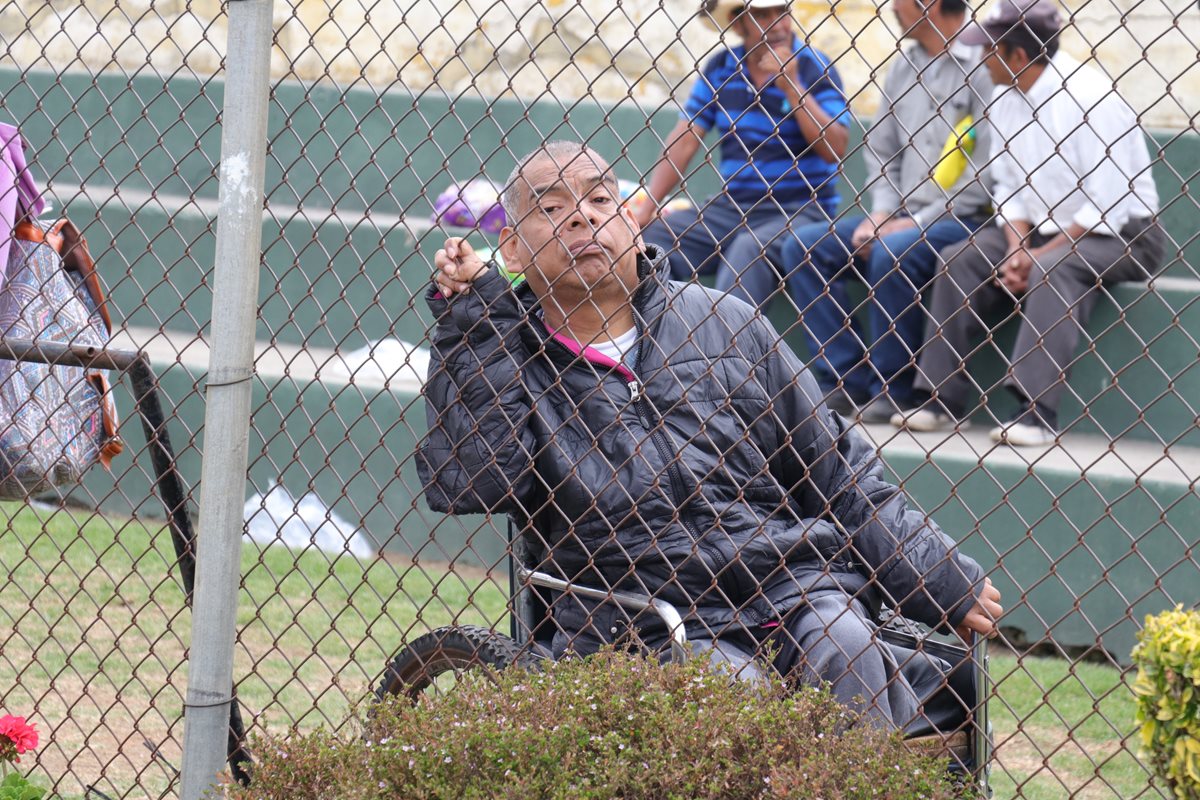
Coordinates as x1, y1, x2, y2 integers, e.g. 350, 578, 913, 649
508, 520, 993, 796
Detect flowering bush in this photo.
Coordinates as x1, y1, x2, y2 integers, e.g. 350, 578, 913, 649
1133, 606, 1200, 799
233, 650, 962, 800
0, 715, 43, 800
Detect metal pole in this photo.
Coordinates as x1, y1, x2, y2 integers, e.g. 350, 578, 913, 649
179, 0, 273, 796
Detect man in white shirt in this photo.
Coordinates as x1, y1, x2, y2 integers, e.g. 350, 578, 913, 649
892, 0, 1167, 446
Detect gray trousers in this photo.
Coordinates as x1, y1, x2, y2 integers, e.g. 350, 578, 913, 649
914, 218, 1167, 417
557, 590, 950, 731
692, 593, 948, 731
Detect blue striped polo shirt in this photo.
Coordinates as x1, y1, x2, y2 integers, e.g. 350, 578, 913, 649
682, 37, 850, 211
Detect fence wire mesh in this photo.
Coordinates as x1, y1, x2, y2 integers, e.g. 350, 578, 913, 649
0, 0, 1197, 797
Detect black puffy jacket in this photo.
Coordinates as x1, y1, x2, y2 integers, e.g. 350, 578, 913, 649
417, 246, 983, 645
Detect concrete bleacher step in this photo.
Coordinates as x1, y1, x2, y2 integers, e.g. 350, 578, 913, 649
7, 66, 1195, 279
858, 421, 1200, 663
80, 326, 492, 570
767, 275, 1200, 450
3, 67, 693, 226
56, 183, 445, 351
65, 178, 1200, 453
87, 320, 1195, 662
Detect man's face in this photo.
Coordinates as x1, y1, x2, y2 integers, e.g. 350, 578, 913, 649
984, 42, 1024, 86
733, 5, 793, 52
499, 151, 641, 301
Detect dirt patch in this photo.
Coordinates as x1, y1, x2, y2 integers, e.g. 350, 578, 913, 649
994, 724, 1143, 799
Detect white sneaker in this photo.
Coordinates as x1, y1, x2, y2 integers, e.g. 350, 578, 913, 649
889, 408, 966, 432
990, 421, 1057, 447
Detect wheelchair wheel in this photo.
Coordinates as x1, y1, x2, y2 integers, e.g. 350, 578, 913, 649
375, 625, 535, 704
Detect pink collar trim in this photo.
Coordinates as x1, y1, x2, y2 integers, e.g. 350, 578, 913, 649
542, 321, 636, 383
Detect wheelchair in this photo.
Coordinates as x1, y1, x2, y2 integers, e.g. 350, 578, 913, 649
376, 519, 993, 796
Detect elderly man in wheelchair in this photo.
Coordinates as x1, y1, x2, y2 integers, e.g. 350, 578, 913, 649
403, 141, 1002, 779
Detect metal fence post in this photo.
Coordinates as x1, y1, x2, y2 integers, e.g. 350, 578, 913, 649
178, 0, 274, 797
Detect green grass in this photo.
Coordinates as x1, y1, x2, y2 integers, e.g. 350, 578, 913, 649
988, 652, 1163, 798
0, 501, 1167, 799
0, 501, 507, 798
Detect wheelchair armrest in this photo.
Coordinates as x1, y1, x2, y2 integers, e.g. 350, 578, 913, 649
516, 567, 690, 664
880, 619, 992, 793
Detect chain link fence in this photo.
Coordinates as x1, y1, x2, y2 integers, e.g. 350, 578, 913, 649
0, 0, 1196, 797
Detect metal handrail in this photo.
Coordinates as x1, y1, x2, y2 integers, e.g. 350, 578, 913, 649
0, 336, 253, 785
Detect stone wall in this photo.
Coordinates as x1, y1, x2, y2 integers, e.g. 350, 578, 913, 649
0, 0, 1194, 129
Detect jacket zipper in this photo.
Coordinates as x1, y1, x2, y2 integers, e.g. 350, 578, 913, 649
542, 320, 730, 576
627, 335, 730, 579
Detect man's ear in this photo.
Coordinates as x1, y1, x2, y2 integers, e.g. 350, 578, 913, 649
730, 13, 747, 38
499, 226, 527, 274
621, 204, 646, 252
998, 43, 1024, 74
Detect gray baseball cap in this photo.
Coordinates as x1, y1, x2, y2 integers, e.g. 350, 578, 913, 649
960, 0, 1063, 47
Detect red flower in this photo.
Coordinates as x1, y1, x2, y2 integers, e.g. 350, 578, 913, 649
0, 715, 38, 756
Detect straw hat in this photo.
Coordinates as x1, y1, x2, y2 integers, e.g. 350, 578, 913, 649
700, 0, 790, 31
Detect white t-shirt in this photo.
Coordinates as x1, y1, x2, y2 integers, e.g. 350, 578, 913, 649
589, 326, 638, 367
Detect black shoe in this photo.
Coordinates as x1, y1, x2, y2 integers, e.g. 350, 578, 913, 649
822, 386, 857, 416
858, 396, 899, 424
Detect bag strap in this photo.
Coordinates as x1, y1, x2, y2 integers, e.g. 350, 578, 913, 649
46, 219, 113, 335
86, 373, 125, 468
14, 218, 114, 334
13, 219, 43, 243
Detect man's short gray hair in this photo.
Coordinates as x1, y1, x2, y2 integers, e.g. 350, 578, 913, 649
501, 140, 607, 223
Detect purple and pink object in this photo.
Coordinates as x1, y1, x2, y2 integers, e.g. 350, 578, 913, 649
432, 179, 507, 233
0, 123, 46, 294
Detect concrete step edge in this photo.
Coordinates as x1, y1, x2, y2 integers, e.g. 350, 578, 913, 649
63, 182, 1199, 300
109, 325, 1200, 491
859, 421, 1199, 491
112, 325, 425, 398
50, 181, 438, 241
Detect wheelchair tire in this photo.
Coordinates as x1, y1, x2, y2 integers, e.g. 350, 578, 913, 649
375, 625, 535, 704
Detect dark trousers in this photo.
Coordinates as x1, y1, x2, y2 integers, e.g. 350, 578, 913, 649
776, 213, 981, 405
641, 193, 826, 283
914, 218, 1168, 418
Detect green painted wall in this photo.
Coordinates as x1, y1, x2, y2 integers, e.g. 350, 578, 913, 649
72, 365, 502, 571
880, 448, 1197, 663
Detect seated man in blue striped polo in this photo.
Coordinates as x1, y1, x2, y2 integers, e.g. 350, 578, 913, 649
635, 0, 850, 285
